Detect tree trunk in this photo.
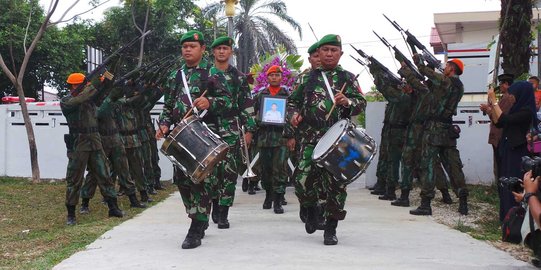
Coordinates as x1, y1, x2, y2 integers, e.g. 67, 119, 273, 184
137, 4, 150, 67
500, 0, 533, 76
15, 83, 40, 183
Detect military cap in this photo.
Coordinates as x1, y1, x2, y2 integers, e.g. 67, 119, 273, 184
498, 73, 514, 84
211, 36, 234, 49
266, 65, 283, 75
318, 34, 342, 48
180, 30, 205, 44
308, 42, 319, 54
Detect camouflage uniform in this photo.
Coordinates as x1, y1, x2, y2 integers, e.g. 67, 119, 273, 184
254, 86, 289, 195
60, 85, 117, 207
416, 63, 468, 213
286, 65, 366, 221
159, 57, 231, 222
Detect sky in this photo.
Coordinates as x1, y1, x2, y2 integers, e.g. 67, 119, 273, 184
40, 0, 504, 93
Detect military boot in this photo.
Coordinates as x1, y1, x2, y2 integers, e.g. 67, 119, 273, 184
218, 205, 230, 229
391, 189, 410, 207
305, 206, 318, 234
409, 197, 432, 216
154, 178, 165, 190
370, 182, 386, 195
273, 193, 284, 214
323, 218, 338, 245
248, 181, 256, 195
211, 199, 220, 223
80, 198, 90, 214
148, 186, 157, 195
316, 203, 326, 230
262, 190, 272, 209
458, 196, 469, 215
440, 189, 453, 204
241, 178, 249, 192
140, 190, 153, 203
181, 219, 204, 249
106, 197, 125, 218
66, 204, 76, 226
128, 194, 146, 208
378, 186, 397, 201
200, 221, 209, 239
299, 206, 307, 223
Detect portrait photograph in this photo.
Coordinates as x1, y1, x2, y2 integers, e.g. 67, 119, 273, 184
260, 95, 287, 126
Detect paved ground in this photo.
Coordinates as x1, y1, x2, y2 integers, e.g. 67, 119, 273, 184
54, 181, 535, 270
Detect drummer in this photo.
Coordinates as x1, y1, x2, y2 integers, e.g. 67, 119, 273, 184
285, 34, 366, 245
157, 30, 231, 249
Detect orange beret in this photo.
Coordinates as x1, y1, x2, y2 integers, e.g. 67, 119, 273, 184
266, 65, 283, 75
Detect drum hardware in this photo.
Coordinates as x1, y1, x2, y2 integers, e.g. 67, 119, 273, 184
237, 119, 256, 178
325, 74, 360, 120
191, 128, 211, 146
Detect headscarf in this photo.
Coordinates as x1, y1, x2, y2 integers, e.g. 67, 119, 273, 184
508, 80, 537, 130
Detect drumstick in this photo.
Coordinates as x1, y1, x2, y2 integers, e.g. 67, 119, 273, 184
181, 90, 208, 121
325, 74, 359, 120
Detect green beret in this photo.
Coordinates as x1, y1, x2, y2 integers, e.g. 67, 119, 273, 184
180, 30, 205, 44
211, 36, 234, 49
318, 34, 342, 47
308, 42, 319, 54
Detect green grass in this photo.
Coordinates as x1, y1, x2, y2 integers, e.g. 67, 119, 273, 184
0, 177, 175, 270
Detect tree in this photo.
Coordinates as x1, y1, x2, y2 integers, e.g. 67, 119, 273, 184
203, 0, 302, 72
0, 0, 107, 182
500, 0, 533, 77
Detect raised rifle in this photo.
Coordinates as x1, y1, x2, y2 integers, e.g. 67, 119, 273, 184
383, 14, 443, 72
350, 44, 403, 87
73, 30, 152, 95
373, 31, 424, 81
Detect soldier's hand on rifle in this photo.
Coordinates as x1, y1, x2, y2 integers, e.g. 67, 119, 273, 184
412, 53, 422, 66
287, 138, 296, 152
193, 97, 210, 110
334, 92, 351, 107
291, 112, 303, 127
103, 70, 114, 81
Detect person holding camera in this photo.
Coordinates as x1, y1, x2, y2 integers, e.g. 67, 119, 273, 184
488, 81, 537, 222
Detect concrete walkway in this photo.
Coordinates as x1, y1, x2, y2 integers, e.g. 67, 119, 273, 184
54, 182, 535, 270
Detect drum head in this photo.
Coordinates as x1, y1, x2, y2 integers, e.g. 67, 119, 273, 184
312, 119, 349, 160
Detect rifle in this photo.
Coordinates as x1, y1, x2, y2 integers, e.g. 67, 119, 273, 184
383, 14, 443, 72
350, 44, 403, 87
113, 55, 165, 87
373, 31, 424, 81
74, 30, 152, 95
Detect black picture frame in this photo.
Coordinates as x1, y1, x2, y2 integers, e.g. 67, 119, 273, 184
259, 95, 287, 126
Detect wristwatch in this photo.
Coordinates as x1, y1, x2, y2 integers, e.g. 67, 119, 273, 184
524, 192, 536, 203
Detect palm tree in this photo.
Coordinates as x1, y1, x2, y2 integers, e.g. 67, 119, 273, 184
499, 0, 533, 77
203, 0, 302, 72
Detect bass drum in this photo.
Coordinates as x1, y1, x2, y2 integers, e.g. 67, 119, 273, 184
161, 115, 229, 183
312, 119, 377, 185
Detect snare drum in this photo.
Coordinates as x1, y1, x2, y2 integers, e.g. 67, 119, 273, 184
161, 115, 229, 183
312, 119, 377, 185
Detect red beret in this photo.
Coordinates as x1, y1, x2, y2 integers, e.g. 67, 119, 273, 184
266, 65, 283, 75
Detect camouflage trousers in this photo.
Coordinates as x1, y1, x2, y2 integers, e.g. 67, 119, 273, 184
419, 126, 467, 199
149, 136, 162, 185
81, 144, 137, 199
126, 146, 150, 192
384, 126, 407, 188
374, 123, 390, 187
140, 139, 155, 190
215, 136, 241, 207
294, 144, 347, 220
400, 123, 450, 191
260, 144, 289, 194
174, 167, 210, 222
65, 149, 116, 206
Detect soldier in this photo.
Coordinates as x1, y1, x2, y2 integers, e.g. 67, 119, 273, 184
157, 30, 231, 249
60, 72, 124, 225
208, 36, 256, 227
79, 86, 146, 213
410, 56, 468, 216
254, 65, 289, 214
286, 34, 366, 245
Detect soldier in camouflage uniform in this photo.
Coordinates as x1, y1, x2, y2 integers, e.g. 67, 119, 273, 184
367, 64, 412, 201
285, 34, 366, 245
207, 36, 256, 227
79, 86, 146, 213
410, 56, 468, 216
253, 65, 289, 214
60, 72, 124, 226
392, 62, 453, 207
157, 31, 232, 249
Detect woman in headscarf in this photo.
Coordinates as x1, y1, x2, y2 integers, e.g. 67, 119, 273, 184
488, 80, 537, 222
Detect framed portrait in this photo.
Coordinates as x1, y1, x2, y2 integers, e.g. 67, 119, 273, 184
259, 95, 287, 126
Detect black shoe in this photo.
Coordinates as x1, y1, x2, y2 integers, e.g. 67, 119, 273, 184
273, 193, 284, 214
181, 220, 204, 249
66, 204, 76, 225
140, 190, 153, 203
378, 193, 396, 201
211, 200, 220, 224
305, 206, 317, 234
410, 197, 432, 216
440, 189, 453, 204
148, 187, 158, 195
200, 221, 209, 239
154, 179, 165, 190
299, 206, 307, 223
128, 194, 147, 208
248, 182, 256, 195
370, 187, 386, 195
323, 219, 338, 245
106, 197, 125, 218
80, 198, 90, 214
263, 191, 272, 209
458, 196, 468, 215
391, 189, 410, 207
242, 178, 249, 192
218, 206, 230, 229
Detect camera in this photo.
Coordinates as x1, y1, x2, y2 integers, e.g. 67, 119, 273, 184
499, 176, 523, 193
522, 156, 541, 178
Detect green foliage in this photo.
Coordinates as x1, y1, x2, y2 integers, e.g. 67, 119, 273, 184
500, 0, 534, 76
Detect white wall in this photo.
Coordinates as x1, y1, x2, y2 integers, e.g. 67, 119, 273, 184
364, 101, 493, 188
0, 103, 174, 180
